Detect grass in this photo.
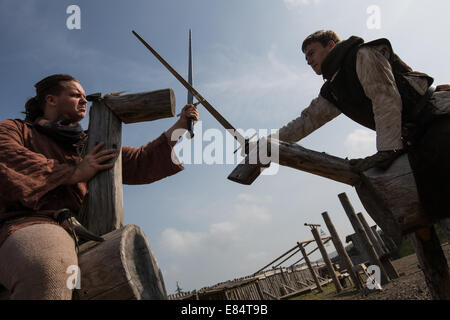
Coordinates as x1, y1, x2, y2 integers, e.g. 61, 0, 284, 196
289, 282, 338, 300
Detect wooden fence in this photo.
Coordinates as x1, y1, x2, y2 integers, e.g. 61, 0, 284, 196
168, 262, 330, 300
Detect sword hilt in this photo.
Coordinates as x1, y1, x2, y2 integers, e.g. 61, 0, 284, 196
185, 100, 202, 139
186, 118, 194, 139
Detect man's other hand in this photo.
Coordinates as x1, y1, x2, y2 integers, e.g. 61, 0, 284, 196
349, 150, 403, 172
67, 142, 117, 184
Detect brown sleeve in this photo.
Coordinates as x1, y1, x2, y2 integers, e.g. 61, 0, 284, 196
122, 133, 184, 185
0, 120, 76, 210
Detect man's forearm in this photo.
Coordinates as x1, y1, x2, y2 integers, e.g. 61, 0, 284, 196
164, 119, 187, 147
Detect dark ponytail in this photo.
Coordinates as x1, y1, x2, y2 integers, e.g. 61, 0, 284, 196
23, 74, 79, 122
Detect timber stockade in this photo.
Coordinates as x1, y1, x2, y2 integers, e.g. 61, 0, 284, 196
168, 262, 333, 300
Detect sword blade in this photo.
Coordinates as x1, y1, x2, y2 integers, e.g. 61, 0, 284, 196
132, 30, 244, 143
187, 29, 193, 105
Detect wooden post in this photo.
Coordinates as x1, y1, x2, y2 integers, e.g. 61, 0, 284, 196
79, 99, 123, 235
298, 242, 322, 292
310, 227, 343, 293
78, 89, 175, 236
411, 226, 450, 300
372, 226, 390, 254
357, 212, 399, 279
321, 211, 363, 291
338, 192, 390, 285
357, 213, 384, 256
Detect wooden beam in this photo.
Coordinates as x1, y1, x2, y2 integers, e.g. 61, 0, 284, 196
228, 139, 360, 186
273, 248, 301, 268
253, 244, 299, 275
103, 89, 175, 124
288, 238, 331, 267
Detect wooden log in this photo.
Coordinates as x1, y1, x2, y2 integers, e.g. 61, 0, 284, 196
338, 193, 390, 285
411, 227, 450, 299
228, 139, 360, 186
229, 139, 431, 237
311, 227, 343, 293
78, 99, 123, 236
357, 212, 399, 279
298, 242, 322, 292
75, 224, 167, 300
321, 211, 363, 291
103, 89, 175, 124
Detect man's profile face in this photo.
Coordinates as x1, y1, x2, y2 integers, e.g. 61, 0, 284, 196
304, 40, 335, 75
47, 80, 87, 123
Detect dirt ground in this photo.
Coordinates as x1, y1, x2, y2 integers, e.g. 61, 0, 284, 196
333, 243, 450, 300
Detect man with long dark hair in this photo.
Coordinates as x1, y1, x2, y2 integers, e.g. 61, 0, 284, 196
0, 74, 198, 299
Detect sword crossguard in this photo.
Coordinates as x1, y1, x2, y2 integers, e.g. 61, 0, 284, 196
233, 133, 257, 155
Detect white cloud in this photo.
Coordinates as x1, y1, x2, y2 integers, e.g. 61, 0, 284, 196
210, 221, 236, 234
158, 194, 272, 256
160, 228, 205, 254
157, 191, 277, 292
234, 203, 272, 224
344, 128, 376, 158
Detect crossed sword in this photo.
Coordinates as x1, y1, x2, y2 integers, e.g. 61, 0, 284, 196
132, 30, 254, 155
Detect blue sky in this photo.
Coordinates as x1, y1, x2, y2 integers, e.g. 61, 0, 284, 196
1, 0, 450, 294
